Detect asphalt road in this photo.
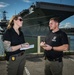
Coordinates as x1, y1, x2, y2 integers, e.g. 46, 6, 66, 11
0, 55, 74, 75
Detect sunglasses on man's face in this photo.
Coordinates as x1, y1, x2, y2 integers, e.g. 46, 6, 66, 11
18, 18, 23, 21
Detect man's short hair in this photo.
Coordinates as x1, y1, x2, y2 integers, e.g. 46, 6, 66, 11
50, 17, 60, 23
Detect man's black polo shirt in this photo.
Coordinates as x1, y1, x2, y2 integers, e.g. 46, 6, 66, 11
44, 30, 69, 60
3, 27, 25, 60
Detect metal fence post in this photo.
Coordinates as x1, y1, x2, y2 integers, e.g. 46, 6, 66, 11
37, 36, 41, 54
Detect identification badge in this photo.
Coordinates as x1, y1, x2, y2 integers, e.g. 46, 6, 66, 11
11, 56, 16, 61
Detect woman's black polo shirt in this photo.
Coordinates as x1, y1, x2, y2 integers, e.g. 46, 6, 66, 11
3, 27, 25, 60
44, 30, 69, 59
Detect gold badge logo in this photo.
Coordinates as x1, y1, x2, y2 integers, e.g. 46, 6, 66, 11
11, 56, 16, 61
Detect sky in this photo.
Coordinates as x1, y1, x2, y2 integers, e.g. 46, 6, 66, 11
0, 0, 74, 28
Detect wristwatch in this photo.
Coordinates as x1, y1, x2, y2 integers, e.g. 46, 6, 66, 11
52, 46, 53, 50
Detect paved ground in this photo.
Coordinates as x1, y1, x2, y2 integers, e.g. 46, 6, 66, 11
0, 54, 74, 75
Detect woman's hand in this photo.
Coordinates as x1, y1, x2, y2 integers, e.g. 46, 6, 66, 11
21, 42, 29, 48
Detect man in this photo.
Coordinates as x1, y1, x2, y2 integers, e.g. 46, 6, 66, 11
40, 17, 69, 75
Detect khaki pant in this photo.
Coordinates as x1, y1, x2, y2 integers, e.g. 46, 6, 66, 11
6, 52, 26, 75
45, 59, 63, 75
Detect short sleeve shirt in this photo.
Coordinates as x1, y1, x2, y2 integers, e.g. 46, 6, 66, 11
3, 27, 25, 58
44, 30, 69, 59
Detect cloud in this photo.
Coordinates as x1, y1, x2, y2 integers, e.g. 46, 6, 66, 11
23, 0, 31, 3
64, 23, 72, 28
0, 2, 9, 8
60, 22, 74, 28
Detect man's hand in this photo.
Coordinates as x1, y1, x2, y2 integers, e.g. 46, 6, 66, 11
40, 42, 46, 47
43, 44, 52, 50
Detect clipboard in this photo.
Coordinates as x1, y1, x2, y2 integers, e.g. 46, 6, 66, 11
20, 44, 34, 50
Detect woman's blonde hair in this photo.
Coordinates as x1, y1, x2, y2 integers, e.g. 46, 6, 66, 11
7, 15, 21, 29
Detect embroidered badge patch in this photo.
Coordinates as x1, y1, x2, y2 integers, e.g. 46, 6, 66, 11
52, 36, 56, 42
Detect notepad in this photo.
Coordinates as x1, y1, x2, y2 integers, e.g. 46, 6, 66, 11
20, 44, 34, 50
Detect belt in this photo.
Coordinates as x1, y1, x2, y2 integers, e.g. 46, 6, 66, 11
12, 51, 25, 57
46, 57, 62, 62
8, 52, 25, 61
17, 52, 24, 56
17, 51, 24, 56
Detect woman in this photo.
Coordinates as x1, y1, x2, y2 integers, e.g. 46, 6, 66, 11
3, 15, 29, 75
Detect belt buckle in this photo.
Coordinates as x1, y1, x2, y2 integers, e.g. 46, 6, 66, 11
55, 58, 62, 62
56, 58, 59, 61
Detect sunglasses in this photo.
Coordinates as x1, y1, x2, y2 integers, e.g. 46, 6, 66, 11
18, 18, 23, 21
